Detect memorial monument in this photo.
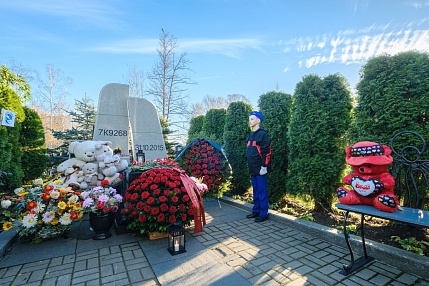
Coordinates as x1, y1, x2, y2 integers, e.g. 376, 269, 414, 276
93, 83, 167, 162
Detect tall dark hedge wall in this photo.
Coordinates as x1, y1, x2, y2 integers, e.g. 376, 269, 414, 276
0, 87, 25, 193
187, 115, 205, 144
20, 106, 47, 182
223, 101, 253, 195
351, 51, 429, 147
202, 108, 227, 145
287, 74, 352, 210
258, 91, 292, 204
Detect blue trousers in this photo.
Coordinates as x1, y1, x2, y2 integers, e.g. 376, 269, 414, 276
251, 175, 268, 217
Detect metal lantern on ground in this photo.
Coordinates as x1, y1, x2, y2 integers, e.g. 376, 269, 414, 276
136, 150, 145, 163
168, 222, 186, 255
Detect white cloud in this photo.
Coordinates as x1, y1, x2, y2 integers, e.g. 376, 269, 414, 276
283, 23, 429, 69
407, 1, 429, 9
89, 38, 264, 59
0, 0, 123, 29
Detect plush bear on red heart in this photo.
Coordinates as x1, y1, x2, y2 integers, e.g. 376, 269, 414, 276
336, 141, 399, 212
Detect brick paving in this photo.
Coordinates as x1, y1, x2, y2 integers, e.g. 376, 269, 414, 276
0, 199, 428, 286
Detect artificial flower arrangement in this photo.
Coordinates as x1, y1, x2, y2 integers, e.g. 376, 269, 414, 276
80, 180, 123, 215
122, 158, 205, 234
0, 179, 84, 242
176, 138, 232, 198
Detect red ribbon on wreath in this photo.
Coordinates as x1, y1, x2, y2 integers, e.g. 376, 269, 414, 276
175, 168, 206, 233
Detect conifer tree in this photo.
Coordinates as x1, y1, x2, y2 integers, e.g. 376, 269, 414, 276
51, 96, 96, 154
287, 74, 352, 211
223, 101, 253, 195
20, 106, 47, 182
186, 115, 205, 144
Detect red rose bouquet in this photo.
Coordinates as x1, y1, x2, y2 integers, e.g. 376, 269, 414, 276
177, 139, 231, 198
122, 165, 202, 234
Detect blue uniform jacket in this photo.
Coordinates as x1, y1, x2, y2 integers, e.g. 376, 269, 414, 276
245, 128, 272, 176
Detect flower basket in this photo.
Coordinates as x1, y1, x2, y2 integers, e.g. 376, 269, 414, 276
123, 161, 205, 235
148, 231, 168, 240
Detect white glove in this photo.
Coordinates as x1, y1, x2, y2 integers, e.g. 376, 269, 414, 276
259, 166, 267, 176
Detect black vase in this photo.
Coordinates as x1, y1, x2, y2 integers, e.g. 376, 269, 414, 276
89, 212, 115, 240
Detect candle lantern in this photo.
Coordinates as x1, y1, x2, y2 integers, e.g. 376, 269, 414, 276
168, 222, 186, 255
136, 150, 145, 163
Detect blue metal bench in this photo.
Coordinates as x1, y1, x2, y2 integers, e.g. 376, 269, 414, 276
336, 131, 429, 275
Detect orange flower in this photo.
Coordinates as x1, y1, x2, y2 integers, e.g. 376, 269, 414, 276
26, 201, 37, 210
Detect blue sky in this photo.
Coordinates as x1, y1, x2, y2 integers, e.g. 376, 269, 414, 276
1, 0, 429, 109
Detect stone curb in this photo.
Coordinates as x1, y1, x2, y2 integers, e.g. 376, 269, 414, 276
0, 225, 19, 258
219, 196, 429, 279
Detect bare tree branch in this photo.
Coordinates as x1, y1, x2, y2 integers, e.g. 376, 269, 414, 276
147, 29, 196, 121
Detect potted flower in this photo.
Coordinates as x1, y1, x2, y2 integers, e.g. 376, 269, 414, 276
122, 160, 205, 239
1, 179, 84, 243
80, 180, 123, 240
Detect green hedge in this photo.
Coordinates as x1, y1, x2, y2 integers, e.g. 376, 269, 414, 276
351, 51, 429, 146
223, 101, 253, 195
287, 74, 352, 210
202, 108, 227, 146
0, 86, 25, 193
187, 115, 205, 144
20, 106, 47, 183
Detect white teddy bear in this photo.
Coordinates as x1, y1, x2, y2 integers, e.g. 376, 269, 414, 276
57, 140, 111, 189
56, 158, 86, 188
95, 142, 128, 186
62, 166, 84, 189
78, 162, 103, 189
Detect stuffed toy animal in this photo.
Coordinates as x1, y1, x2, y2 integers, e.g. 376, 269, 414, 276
62, 166, 84, 190
336, 141, 399, 213
78, 162, 103, 189
95, 142, 128, 178
57, 157, 86, 175
69, 140, 107, 163
57, 141, 110, 189
56, 158, 86, 188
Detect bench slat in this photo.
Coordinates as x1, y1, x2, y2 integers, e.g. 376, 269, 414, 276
335, 203, 429, 228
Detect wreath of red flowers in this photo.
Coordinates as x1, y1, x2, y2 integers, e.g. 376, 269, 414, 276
122, 167, 196, 234
177, 139, 231, 198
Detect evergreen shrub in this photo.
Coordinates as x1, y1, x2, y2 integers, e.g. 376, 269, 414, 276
223, 101, 253, 195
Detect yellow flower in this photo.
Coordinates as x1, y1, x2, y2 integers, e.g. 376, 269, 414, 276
54, 179, 63, 185
58, 201, 67, 210
58, 209, 63, 215
73, 202, 82, 210
38, 220, 43, 225
51, 218, 59, 225
2, 221, 13, 231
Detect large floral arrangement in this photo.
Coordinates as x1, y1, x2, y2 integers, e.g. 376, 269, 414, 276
0, 179, 84, 242
80, 181, 122, 215
122, 160, 199, 234
177, 138, 231, 198
130, 157, 179, 172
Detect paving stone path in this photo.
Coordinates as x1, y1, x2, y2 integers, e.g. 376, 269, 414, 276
0, 199, 428, 286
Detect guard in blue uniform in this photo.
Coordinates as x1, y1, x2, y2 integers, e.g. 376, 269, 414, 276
245, 111, 272, 222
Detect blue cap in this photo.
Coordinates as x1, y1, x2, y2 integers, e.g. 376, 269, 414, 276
250, 111, 264, 122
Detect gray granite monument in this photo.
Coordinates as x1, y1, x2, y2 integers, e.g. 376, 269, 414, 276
128, 97, 167, 161
93, 83, 130, 156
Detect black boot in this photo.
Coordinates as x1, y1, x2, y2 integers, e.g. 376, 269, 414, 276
246, 212, 259, 218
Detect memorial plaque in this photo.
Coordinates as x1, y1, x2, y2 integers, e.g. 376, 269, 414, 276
128, 97, 167, 161
93, 83, 130, 155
